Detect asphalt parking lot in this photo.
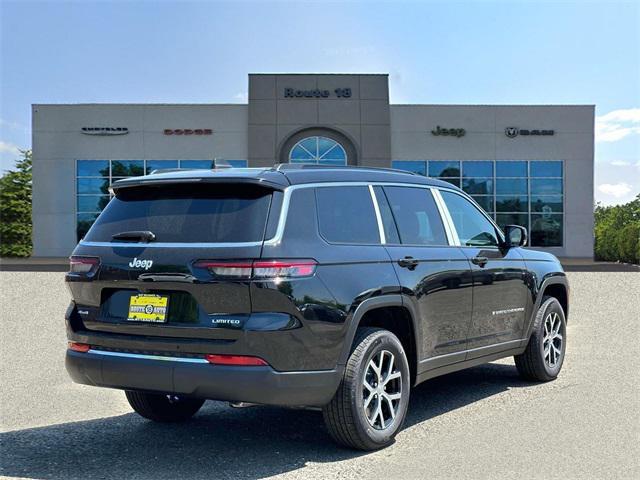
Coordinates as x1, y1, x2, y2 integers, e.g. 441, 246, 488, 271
1, 271, 639, 480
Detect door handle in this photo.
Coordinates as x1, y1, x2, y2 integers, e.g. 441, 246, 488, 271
471, 256, 489, 267
397, 256, 419, 270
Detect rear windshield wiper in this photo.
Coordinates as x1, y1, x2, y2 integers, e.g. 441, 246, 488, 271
111, 231, 156, 243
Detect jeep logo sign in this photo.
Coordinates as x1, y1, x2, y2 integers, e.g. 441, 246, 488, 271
505, 127, 554, 138
128, 257, 153, 270
431, 126, 466, 138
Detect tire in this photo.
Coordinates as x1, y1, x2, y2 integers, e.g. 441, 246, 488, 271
515, 296, 567, 382
125, 391, 205, 422
323, 327, 411, 451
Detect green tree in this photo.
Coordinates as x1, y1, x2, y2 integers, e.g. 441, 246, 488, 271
0, 149, 32, 257
594, 194, 640, 264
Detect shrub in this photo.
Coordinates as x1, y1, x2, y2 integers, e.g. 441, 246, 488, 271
0, 149, 32, 257
594, 194, 640, 264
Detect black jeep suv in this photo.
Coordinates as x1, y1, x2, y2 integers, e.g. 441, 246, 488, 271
65, 164, 568, 450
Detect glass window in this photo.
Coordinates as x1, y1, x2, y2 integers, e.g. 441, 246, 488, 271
530, 161, 562, 177
77, 178, 110, 195
531, 178, 563, 195
462, 178, 493, 195
315, 186, 379, 244
85, 184, 273, 243
392, 161, 426, 176
429, 161, 460, 178
383, 187, 447, 246
441, 191, 499, 247
289, 136, 347, 165
77, 195, 110, 213
110, 160, 144, 177
496, 195, 528, 212
463, 161, 493, 177
496, 161, 527, 177
77, 160, 109, 177
495, 213, 529, 232
440, 178, 461, 188
373, 187, 400, 244
77, 213, 99, 240
471, 195, 493, 213
496, 178, 528, 195
146, 160, 179, 174
227, 160, 248, 168
531, 195, 563, 213
180, 160, 214, 169
531, 214, 563, 247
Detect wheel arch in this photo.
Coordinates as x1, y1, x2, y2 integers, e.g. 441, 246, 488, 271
525, 276, 569, 339
338, 295, 421, 386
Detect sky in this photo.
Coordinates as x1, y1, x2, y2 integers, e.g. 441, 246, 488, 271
1, 0, 638, 205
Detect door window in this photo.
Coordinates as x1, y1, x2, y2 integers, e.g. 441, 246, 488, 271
440, 191, 500, 247
315, 186, 380, 244
382, 187, 447, 246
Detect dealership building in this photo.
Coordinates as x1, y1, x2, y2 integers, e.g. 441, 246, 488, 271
32, 73, 595, 258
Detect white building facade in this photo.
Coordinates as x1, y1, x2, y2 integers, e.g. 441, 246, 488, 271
32, 74, 594, 258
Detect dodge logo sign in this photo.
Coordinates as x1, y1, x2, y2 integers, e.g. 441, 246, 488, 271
505, 127, 554, 138
81, 127, 129, 136
164, 129, 213, 135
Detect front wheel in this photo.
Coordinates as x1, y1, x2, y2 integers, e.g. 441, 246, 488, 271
515, 296, 567, 381
125, 391, 205, 422
323, 327, 411, 450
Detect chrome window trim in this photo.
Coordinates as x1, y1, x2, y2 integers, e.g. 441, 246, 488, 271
81, 181, 498, 249
368, 185, 386, 244
87, 349, 209, 364
431, 188, 460, 246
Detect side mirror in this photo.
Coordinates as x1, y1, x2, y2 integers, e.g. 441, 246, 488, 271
504, 225, 528, 248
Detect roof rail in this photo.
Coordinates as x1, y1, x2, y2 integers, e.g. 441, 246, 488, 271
148, 168, 202, 175
273, 163, 418, 175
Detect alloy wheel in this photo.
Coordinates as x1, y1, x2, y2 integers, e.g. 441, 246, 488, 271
543, 311, 563, 368
362, 350, 403, 430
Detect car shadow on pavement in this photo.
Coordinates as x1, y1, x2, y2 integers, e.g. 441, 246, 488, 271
1, 363, 534, 480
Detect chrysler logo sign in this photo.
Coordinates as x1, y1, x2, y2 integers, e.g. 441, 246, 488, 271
505, 127, 554, 138
81, 127, 128, 135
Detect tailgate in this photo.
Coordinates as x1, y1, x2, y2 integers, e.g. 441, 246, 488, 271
66, 181, 281, 339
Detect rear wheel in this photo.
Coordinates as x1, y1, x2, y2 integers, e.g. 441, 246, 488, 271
515, 296, 567, 381
125, 391, 205, 422
323, 327, 410, 450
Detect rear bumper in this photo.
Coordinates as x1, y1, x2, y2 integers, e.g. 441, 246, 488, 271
66, 349, 342, 407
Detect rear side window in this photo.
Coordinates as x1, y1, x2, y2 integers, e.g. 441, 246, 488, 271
315, 186, 380, 244
84, 184, 272, 243
382, 186, 448, 246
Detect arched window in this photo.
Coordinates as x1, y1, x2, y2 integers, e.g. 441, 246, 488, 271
289, 136, 347, 165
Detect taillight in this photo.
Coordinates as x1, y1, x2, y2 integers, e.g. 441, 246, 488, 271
193, 261, 253, 279
69, 256, 100, 274
252, 260, 316, 278
194, 259, 316, 279
68, 342, 91, 353
205, 354, 268, 366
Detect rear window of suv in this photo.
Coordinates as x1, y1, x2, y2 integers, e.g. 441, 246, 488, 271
84, 183, 273, 243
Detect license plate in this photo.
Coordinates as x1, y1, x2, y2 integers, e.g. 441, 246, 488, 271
127, 294, 169, 323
